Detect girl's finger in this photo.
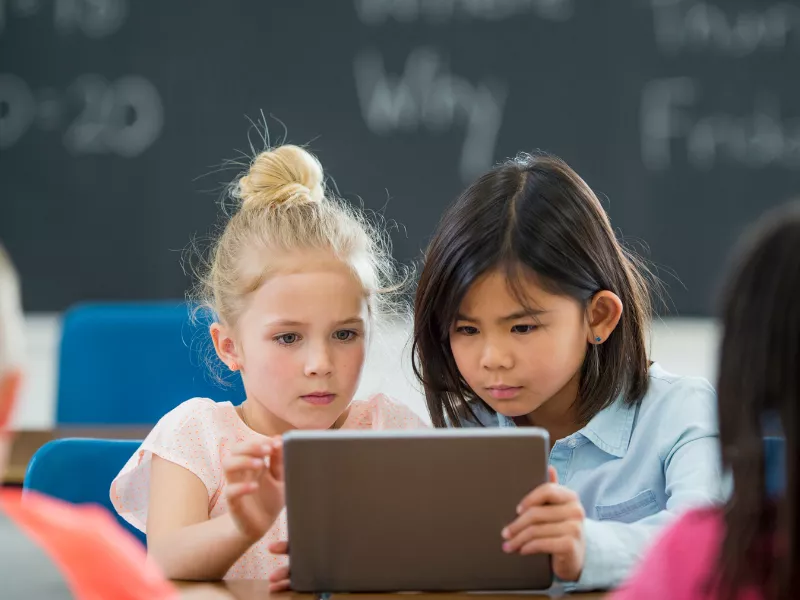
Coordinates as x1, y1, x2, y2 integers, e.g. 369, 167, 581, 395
229, 440, 273, 458
224, 481, 258, 502
268, 579, 291, 593
503, 503, 585, 537
268, 540, 289, 555
517, 483, 581, 512
519, 535, 575, 556
268, 566, 290, 582
222, 455, 266, 474
503, 520, 582, 553
269, 440, 284, 481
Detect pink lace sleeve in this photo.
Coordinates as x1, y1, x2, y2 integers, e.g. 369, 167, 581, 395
110, 398, 226, 532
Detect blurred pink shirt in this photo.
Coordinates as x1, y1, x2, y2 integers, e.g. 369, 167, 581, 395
612, 508, 763, 600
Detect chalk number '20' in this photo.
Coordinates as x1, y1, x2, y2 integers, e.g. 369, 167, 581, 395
65, 74, 163, 157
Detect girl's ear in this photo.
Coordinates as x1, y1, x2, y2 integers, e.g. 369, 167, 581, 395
585, 290, 623, 345
210, 323, 243, 372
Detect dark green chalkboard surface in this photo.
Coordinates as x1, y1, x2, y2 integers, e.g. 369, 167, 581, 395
2, 0, 799, 314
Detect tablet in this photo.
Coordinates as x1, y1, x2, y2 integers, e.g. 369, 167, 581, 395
283, 428, 552, 593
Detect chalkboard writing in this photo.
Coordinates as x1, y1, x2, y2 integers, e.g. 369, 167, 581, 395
650, 0, 800, 56
0, 0, 128, 38
355, 47, 507, 180
1, 0, 798, 316
0, 73, 163, 155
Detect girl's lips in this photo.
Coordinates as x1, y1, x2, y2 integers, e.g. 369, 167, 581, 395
301, 393, 336, 406
486, 386, 522, 400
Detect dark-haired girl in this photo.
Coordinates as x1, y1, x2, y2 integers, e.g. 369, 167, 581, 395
413, 153, 723, 590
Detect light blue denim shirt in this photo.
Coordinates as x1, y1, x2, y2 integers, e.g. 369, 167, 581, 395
462, 363, 723, 591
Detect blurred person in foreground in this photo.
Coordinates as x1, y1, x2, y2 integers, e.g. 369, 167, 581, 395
612, 202, 800, 600
0, 244, 229, 599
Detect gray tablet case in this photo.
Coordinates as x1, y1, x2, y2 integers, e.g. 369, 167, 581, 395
283, 428, 552, 592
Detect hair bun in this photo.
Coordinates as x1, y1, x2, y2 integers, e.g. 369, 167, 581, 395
238, 145, 325, 209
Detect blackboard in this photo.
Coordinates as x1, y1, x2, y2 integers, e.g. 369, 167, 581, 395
2, 0, 799, 315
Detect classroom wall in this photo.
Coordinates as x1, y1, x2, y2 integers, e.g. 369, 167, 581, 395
13, 315, 720, 429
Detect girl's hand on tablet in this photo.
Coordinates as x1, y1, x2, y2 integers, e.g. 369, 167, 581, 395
502, 466, 586, 582
223, 438, 285, 542
268, 540, 291, 592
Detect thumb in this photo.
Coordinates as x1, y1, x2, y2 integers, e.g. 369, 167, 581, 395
548, 465, 558, 484
270, 439, 284, 481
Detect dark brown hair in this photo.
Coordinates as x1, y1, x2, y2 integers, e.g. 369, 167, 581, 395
412, 153, 653, 428
715, 202, 800, 600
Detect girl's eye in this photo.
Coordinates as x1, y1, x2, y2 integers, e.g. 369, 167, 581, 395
275, 333, 300, 345
455, 325, 479, 336
511, 324, 538, 334
334, 329, 358, 342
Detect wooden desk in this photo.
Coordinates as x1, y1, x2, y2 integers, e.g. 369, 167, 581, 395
175, 581, 608, 599
5, 427, 151, 485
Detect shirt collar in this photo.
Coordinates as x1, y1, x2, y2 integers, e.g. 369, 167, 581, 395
579, 395, 637, 458
496, 395, 638, 458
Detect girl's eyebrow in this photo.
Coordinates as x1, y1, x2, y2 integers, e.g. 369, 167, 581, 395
455, 309, 549, 323
336, 317, 366, 327
264, 316, 365, 328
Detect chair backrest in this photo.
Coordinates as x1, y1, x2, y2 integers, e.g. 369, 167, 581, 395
56, 301, 245, 425
764, 436, 786, 499
23, 438, 146, 545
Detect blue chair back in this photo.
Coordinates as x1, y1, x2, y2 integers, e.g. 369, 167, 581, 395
764, 436, 786, 499
23, 438, 146, 545
56, 301, 245, 425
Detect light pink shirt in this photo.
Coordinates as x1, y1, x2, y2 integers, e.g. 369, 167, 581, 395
110, 395, 427, 579
611, 508, 763, 600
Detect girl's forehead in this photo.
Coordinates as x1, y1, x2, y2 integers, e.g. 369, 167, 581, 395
460, 269, 553, 310
243, 266, 369, 326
